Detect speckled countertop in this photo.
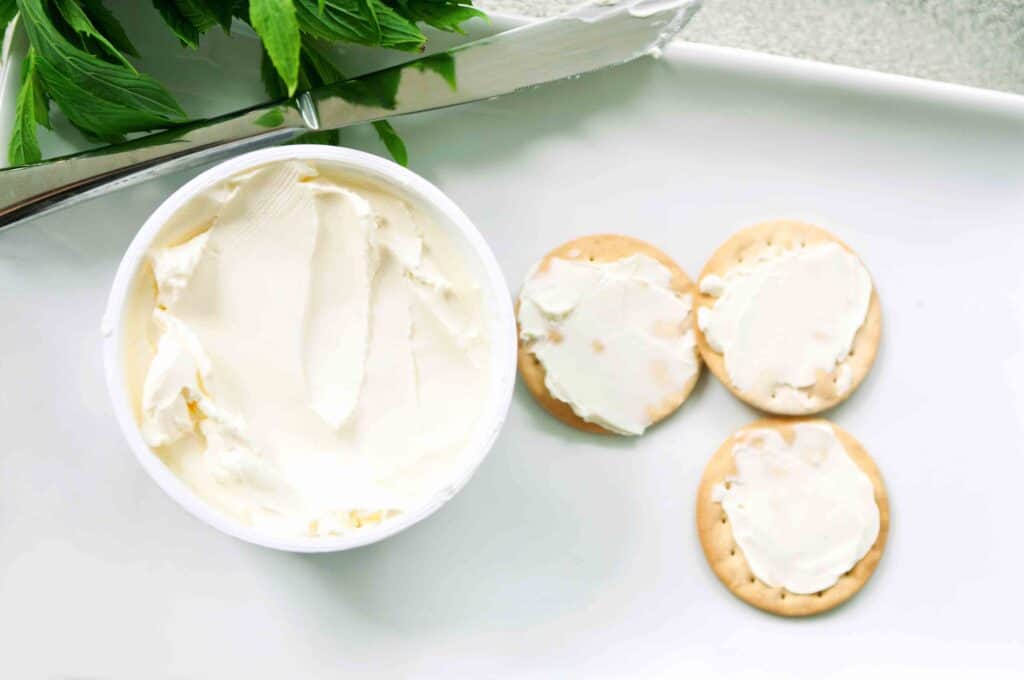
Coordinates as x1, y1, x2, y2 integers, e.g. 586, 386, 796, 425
480, 0, 1024, 94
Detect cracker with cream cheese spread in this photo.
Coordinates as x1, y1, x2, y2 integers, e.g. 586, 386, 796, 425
694, 220, 881, 415
696, 418, 889, 617
516, 234, 702, 435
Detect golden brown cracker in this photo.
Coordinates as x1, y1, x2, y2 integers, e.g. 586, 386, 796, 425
696, 418, 889, 617
517, 234, 701, 435
694, 220, 882, 415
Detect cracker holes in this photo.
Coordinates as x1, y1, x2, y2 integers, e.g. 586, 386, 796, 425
780, 593, 786, 600
729, 548, 736, 556
816, 591, 824, 598
748, 576, 756, 584
799, 240, 807, 248
720, 515, 727, 525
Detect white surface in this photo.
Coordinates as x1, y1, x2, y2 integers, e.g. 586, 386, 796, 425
102, 146, 517, 553
3, 14, 1024, 680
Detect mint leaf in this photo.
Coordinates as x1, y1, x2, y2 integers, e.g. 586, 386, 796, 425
202, 0, 234, 32
289, 128, 340, 145
54, 0, 136, 69
301, 38, 343, 84
251, 0, 301, 95
372, 120, 406, 166
260, 47, 289, 99
79, 0, 141, 57
254, 106, 285, 127
151, 0, 199, 47
176, 0, 220, 33
9, 48, 43, 166
294, 0, 424, 51
19, 0, 187, 141
151, 0, 216, 48
389, 0, 483, 34
260, 37, 344, 100
333, 66, 400, 108
7, 0, 482, 169
30, 61, 51, 129
0, 0, 18, 34
414, 52, 455, 89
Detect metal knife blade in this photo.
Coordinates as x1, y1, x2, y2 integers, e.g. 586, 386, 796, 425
0, 0, 700, 230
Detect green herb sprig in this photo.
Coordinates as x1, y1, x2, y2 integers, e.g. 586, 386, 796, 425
3, 0, 483, 166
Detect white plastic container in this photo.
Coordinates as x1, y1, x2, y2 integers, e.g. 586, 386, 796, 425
102, 146, 517, 553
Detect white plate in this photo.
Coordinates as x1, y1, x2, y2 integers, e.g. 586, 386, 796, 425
2, 8, 1024, 679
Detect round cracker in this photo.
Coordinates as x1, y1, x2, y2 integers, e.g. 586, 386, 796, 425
694, 220, 882, 415
696, 418, 889, 617
516, 234, 702, 435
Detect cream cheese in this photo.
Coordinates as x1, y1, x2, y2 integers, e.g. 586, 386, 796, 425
132, 160, 490, 538
713, 422, 880, 594
698, 243, 872, 410
518, 254, 698, 435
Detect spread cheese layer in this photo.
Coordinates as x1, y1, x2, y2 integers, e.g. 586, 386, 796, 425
134, 160, 490, 538
697, 243, 872, 410
518, 254, 698, 435
713, 423, 880, 594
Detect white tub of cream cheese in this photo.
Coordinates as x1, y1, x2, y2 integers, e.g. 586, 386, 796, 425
102, 146, 516, 553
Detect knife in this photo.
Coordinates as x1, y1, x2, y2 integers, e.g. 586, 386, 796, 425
0, 0, 700, 230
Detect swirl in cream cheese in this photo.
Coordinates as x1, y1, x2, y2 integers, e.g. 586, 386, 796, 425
134, 160, 490, 538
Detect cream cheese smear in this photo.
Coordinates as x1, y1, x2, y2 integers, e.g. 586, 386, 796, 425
518, 254, 698, 435
133, 160, 490, 538
698, 243, 872, 411
713, 422, 880, 594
